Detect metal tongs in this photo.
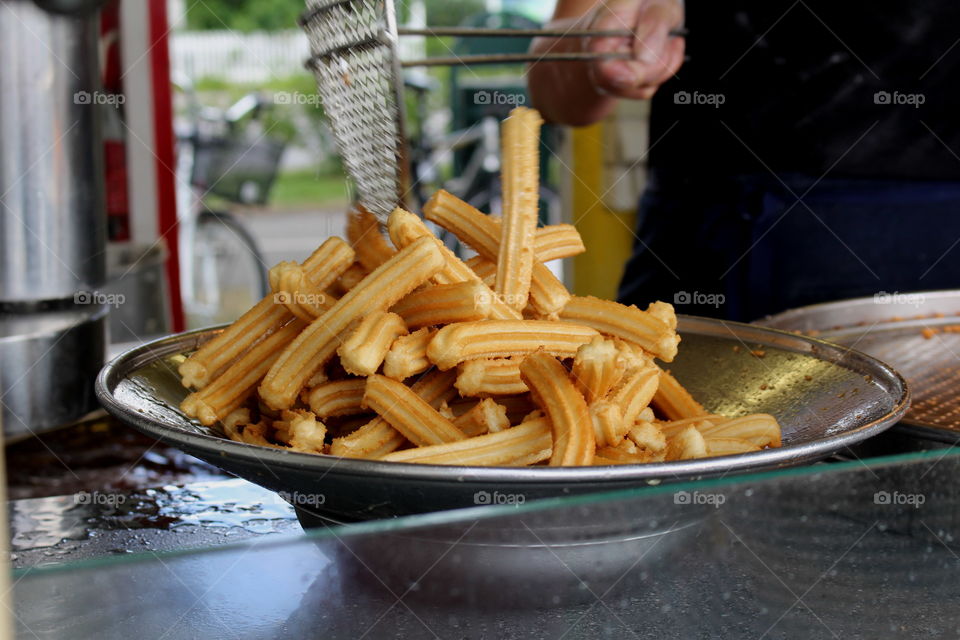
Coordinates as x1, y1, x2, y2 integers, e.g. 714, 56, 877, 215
395, 26, 688, 67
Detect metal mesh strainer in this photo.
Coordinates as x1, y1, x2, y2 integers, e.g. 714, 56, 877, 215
300, 0, 407, 221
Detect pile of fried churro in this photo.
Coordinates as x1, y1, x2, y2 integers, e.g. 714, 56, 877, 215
177, 107, 781, 466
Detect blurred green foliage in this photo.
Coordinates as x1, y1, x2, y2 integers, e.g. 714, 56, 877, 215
185, 0, 486, 32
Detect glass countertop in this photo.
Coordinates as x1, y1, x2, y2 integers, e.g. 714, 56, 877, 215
11, 445, 960, 638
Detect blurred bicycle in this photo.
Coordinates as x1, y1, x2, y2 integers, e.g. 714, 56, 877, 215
174, 76, 285, 328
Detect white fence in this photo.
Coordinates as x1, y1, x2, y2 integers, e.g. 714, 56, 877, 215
171, 29, 425, 84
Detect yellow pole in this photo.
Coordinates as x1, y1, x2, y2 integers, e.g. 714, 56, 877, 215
569, 123, 637, 300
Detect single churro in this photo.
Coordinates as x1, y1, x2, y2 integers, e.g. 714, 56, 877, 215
391, 281, 492, 329
520, 352, 595, 466
560, 296, 680, 362
362, 374, 467, 446
453, 397, 511, 437
571, 336, 626, 403
306, 379, 368, 418
652, 368, 709, 420
381, 416, 552, 466
337, 311, 408, 376
496, 107, 542, 310
455, 357, 527, 396
382, 327, 435, 380
427, 320, 598, 370
329, 369, 457, 457
347, 205, 397, 271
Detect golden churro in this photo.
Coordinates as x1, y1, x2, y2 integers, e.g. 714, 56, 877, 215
347, 205, 397, 271
336, 263, 368, 292
423, 189, 571, 317
589, 401, 624, 449
306, 379, 368, 418
496, 107, 542, 310
533, 224, 585, 262
704, 437, 761, 456
279, 409, 327, 454
362, 374, 467, 446
179, 237, 354, 389
381, 416, 552, 466
182, 319, 306, 426
652, 368, 709, 420
698, 414, 782, 447
271, 261, 336, 321
560, 296, 680, 362
610, 365, 661, 428
428, 320, 598, 370
387, 207, 521, 321
665, 424, 709, 460
455, 357, 527, 396
329, 369, 457, 458
520, 352, 595, 466
260, 237, 444, 410
391, 281, 492, 329
453, 397, 510, 437
382, 327, 435, 380
337, 311, 408, 376
571, 336, 626, 403
626, 421, 667, 453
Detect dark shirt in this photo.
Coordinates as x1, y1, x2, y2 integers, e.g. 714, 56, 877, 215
650, 2, 960, 180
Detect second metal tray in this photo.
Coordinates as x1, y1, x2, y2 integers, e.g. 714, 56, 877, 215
759, 290, 960, 443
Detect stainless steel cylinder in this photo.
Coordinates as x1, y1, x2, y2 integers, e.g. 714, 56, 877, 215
0, 0, 106, 303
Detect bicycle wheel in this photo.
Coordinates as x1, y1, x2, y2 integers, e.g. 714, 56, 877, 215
185, 209, 269, 328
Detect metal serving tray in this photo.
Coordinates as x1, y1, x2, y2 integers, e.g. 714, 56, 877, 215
96, 317, 908, 521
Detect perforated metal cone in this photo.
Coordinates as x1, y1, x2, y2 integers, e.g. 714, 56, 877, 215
301, 0, 405, 220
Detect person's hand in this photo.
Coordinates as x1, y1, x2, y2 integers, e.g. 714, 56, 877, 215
584, 0, 685, 100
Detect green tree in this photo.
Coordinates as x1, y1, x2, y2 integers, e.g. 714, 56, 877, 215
185, 0, 488, 32
185, 0, 304, 32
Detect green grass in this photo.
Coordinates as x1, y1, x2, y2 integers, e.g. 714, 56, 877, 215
269, 168, 350, 209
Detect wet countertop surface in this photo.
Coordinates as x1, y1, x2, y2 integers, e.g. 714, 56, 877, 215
9, 442, 960, 639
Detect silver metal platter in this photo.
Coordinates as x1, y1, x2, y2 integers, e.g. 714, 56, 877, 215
759, 290, 960, 443
96, 317, 908, 521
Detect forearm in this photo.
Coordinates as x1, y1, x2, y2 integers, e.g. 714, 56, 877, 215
527, 18, 618, 127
